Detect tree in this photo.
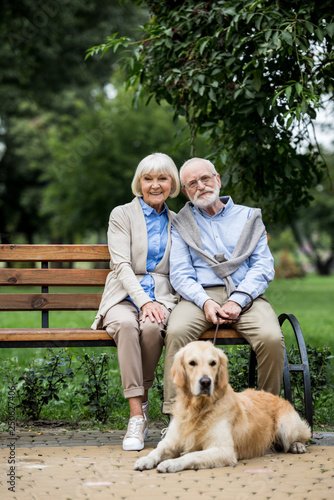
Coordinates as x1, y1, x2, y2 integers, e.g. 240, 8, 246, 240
39, 83, 206, 242
290, 152, 334, 275
0, 0, 147, 243
89, 0, 334, 223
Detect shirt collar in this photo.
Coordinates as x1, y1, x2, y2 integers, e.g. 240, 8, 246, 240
139, 197, 167, 216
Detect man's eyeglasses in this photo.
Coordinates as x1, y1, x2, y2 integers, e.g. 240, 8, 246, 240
184, 173, 217, 190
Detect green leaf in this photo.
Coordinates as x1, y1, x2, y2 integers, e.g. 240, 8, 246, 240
326, 23, 334, 38
305, 21, 314, 34
226, 57, 236, 67
296, 104, 301, 121
199, 39, 209, 55
295, 37, 309, 51
252, 70, 262, 92
295, 83, 303, 96
301, 98, 308, 114
245, 89, 256, 99
223, 7, 236, 16
285, 86, 292, 101
234, 88, 243, 99
246, 13, 254, 24
286, 115, 294, 129
255, 15, 263, 31
164, 28, 173, 37
308, 107, 317, 119
272, 31, 279, 48
316, 28, 324, 42
281, 31, 293, 46
199, 85, 205, 96
256, 102, 264, 116
264, 29, 272, 42
272, 87, 285, 105
209, 88, 217, 102
164, 38, 172, 49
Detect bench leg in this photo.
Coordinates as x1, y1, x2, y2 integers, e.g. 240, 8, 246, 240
279, 313, 313, 431
248, 348, 256, 388
283, 346, 293, 403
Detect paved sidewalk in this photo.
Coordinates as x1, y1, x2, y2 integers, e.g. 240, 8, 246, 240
1, 428, 333, 499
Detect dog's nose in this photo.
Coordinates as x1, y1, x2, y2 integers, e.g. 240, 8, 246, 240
199, 377, 211, 390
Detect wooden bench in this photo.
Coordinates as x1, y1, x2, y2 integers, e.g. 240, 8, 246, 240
0, 244, 312, 428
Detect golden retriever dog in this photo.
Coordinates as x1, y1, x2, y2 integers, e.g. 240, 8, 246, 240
135, 341, 311, 473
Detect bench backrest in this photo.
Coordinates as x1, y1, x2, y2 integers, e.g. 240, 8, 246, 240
0, 244, 110, 327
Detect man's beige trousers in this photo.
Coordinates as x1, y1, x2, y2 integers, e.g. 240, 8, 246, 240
162, 286, 284, 415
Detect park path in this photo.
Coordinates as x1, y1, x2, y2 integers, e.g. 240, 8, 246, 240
1, 428, 333, 499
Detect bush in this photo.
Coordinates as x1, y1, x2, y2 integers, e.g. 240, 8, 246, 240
76, 351, 123, 424
16, 349, 74, 421
287, 344, 333, 422
0, 344, 332, 428
274, 249, 305, 279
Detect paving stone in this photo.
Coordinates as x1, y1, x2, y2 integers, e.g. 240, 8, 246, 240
0, 429, 333, 499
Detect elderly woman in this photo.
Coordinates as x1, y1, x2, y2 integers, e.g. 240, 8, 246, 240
91, 153, 180, 451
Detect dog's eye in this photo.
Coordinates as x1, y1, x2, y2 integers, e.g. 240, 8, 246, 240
209, 361, 217, 366
189, 361, 197, 366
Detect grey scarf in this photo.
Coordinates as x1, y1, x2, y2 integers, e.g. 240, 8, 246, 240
172, 201, 266, 297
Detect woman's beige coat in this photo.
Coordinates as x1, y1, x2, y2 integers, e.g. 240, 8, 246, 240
91, 197, 179, 330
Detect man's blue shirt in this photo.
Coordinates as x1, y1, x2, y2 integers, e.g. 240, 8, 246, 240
170, 196, 275, 309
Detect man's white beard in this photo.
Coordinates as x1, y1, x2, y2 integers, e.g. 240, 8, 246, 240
191, 185, 220, 209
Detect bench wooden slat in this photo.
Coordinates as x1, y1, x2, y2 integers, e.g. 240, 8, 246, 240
0, 244, 110, 262
200, 328, 243, 339
0, 328, 111, 341
0, 268, 109, 286
0, 328, 243, 342
0, 293, 102, 311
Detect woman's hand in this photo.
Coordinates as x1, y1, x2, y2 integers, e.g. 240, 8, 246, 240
141, 301, 166, 324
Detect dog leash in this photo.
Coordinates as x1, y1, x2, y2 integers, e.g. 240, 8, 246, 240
212, 291, 254, 346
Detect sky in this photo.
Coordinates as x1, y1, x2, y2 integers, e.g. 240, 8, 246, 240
309, 101, 334, 152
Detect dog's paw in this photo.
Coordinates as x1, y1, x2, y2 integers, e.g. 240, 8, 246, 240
289, 441, 307, 454
157, 459, 183, 474
134, 456, 157, 471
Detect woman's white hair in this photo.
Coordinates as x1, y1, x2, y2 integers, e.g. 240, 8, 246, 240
131, 153, 180, 198
180, 157, 217, 186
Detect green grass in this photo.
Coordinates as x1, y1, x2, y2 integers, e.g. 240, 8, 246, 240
266, 275, 334, 353
0, 274, 333, 429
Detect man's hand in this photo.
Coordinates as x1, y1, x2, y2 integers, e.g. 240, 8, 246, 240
203, 299, 242, 325
141, 302, 166, 324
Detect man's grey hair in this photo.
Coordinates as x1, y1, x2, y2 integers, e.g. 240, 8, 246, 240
180, 158, 218, 186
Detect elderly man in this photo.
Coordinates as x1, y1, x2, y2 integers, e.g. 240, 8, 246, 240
162, 157, 284, 416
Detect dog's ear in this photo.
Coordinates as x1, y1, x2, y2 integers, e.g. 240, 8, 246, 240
216, 348, 229, 391
171, 348, 186, 388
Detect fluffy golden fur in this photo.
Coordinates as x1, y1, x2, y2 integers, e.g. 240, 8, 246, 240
135, 341, 311, 473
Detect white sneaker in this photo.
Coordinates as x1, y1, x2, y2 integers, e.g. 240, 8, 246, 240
122, 416, 148, 451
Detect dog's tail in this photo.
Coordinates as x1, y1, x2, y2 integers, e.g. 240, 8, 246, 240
276, 411, 312, 452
